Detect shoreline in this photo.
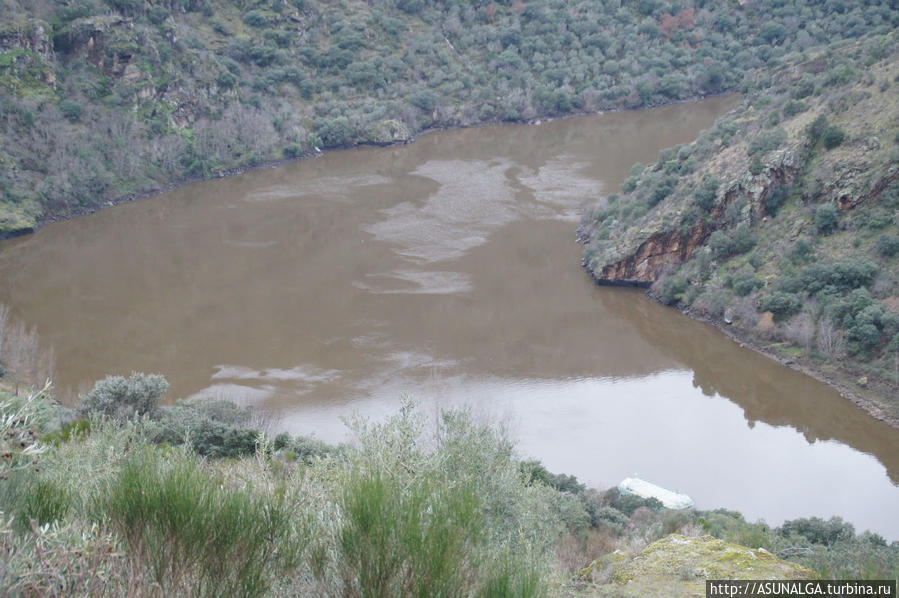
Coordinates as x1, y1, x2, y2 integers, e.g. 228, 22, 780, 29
582, 264, 899, 430
0, 92, 737, 240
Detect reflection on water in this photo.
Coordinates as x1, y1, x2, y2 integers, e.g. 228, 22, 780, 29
1, 95, 897, 538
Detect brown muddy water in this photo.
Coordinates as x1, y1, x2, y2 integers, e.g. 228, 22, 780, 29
1, 96, 898, 539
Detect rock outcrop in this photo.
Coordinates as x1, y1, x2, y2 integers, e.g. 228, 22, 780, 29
579, 534, 816, 598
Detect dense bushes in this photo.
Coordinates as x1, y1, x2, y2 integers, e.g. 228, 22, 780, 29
709, 225, 757, 260
2, 0, 897, 234
814, 204, 839, 234
875, 233, 899, 257
796, 258, 878, 294
759, 291, 802, 318
77, 372, 168, 421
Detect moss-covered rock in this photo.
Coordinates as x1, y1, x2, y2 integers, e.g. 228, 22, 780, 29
582, 535, 815, 598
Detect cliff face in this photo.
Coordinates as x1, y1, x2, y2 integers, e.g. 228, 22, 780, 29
580, 42, 899, 423
592, 225, 710, 286
584, 149, 804, 286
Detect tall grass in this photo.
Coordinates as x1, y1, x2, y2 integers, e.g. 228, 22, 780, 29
336, 471, 484, 598
313, 402, 555, 598
97, 450, 299, 598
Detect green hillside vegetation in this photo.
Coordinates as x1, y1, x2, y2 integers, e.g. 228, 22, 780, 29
581, 33, 899, 421
0, 377, 896, 596
1, 0, 898, 234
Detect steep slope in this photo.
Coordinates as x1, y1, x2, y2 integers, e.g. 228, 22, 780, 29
1, 0, 897, 235
581, 34, 899, 422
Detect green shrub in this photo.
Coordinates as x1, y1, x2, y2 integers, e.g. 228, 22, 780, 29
592, 506, 629, 534
749, 154, 765, 176
747, 128, 787, 157
798, 258, 878, 294
759, 291, 802, 317
779, 517, 855, 546
337, 470, 486, 598
152, 397, 262, 458
18, 478, 71, 532
788, 238, 814, 264
821, 125, 846, 149
147, 6, 170, 25
814, 204, 839, 235
858, 207, 893, 229
242, 10, 271, 27
728, 267, 762, 296
99, 451, 296, 598
321, 405, 551, 598
60, 100, 84, 123
693, 176, 719, 211
659, 273, 688, 305
806, 114, 829, 144
782, 100, 807, 118
520, 460, 585, 494
621, 175, 639, 193
0, 472, 71, 533
763, 184, 789, 216
648, 175, 678, 206
875, 233, 899, 257
603, 488, 663, 517
709, 226, 756, 260
408, 90, 438, 112
77, 372, 168, 421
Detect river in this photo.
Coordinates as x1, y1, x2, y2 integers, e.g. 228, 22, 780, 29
1, 95, 897, 539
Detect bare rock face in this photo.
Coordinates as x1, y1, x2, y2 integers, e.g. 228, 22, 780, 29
55, 15, 137, 77
594, 224, 711, 286
584, 149, 802, 287
0, 21, 53, 57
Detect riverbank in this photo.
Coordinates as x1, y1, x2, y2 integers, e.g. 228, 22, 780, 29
0, 91, 739, 243
579, 35, 899, 427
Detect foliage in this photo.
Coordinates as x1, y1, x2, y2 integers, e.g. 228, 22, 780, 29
763, 184, 790, 216
822, 124, 846, 149
659, 273, 688, 305
2, 389, 898, 592
2, 0, 897, 234
727, 266, 762, 297
709, 226, 757, 260
97, 449, 298, 598
876, 233, 899, 257
76, 372, 168, 421
796, 258, 878, 294
747, 128, 787, 157
759, 291, 802, 318
814, 204, 839, 235
693, 176, 720, 211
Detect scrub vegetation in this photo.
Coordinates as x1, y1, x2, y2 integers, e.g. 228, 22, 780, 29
0, 376, 895, 596
1, 0, 898, 234
581, 33, 899, 420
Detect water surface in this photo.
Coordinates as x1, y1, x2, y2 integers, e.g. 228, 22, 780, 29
2, 96, 897, 538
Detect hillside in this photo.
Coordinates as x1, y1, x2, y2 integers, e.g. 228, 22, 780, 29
580, 34, 899, 422
1, 0, 898, 235
1, 381, 896, 596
